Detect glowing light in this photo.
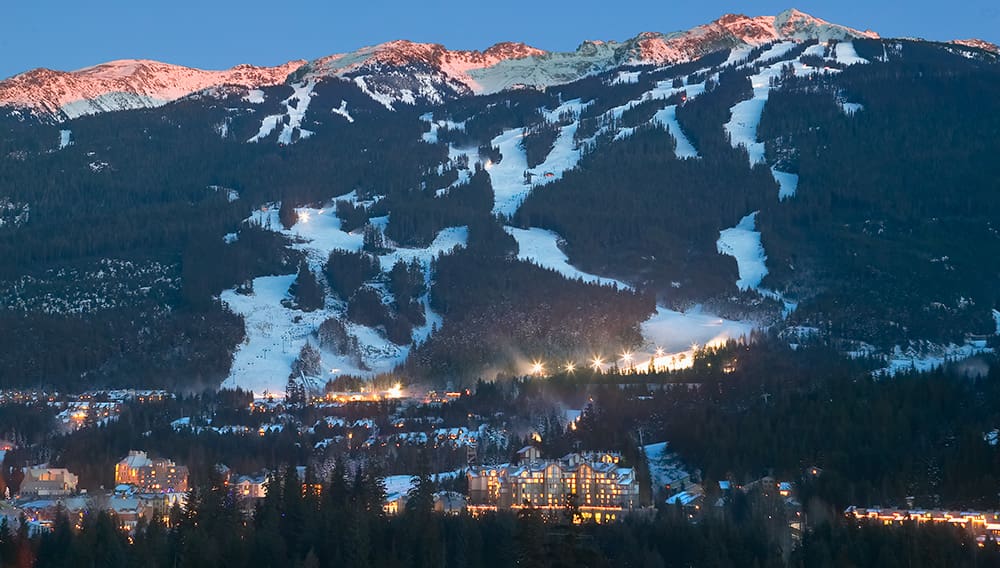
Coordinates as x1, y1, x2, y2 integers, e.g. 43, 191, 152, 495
591, 356, 604, 370
531, 432, 542, 443
297, 211, 311, 224
387, 383, 403, 399
530, 361, 545, 376
621, 351, 633, 362
655, 347, 665, 357
564, 362, 576, 373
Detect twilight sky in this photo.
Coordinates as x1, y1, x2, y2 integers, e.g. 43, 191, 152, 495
3, 0, 998, 80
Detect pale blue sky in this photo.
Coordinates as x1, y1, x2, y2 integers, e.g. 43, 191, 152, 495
3, 0, 998, 79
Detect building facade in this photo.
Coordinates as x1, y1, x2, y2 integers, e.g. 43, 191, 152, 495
114, 450, 189, 493
19, 467, 79, 497
468, 448, 640, 521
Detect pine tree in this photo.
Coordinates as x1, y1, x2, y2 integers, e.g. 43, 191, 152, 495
279, 200, 298, 229
289, 261, 324, 312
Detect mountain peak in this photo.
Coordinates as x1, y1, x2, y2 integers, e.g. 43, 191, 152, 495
0, 59, 305, 121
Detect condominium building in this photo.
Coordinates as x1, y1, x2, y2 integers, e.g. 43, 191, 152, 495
467, 447, 640, 521
114, 450, 189, 493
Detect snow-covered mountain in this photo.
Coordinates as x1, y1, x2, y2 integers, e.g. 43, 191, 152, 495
297, 9, 879, 107
0, 9, 882, 119
0, 59, 306, 121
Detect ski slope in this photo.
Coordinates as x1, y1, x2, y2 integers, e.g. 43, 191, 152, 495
717, 212, 768, 291
504, 226, 629, 289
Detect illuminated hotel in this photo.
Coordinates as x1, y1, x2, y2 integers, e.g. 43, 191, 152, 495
467, 447, 640, 521
114, 450, 189, 494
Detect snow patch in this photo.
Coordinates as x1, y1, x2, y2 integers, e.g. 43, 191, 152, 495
244, 89, 266, 104
653, 105, 699, 159
247, 81, 316, 144
771, 168, 799, 199
504, 226, 629, 289
717, 212, 767, 291
487, 128, 530, 217
331, 100, 355, 123
833, 41, 868, 65
58, 129, 72, 149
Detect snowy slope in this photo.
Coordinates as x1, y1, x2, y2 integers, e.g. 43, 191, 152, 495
717, 212, 767, 291
0, 59, 305, 121
505, 227, 629, 289
221, 201, 468, 396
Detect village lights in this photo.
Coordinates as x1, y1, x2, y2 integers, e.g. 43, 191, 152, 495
564, 362, 576, 373
655, 347, 665, 357
591, 356, 604, 370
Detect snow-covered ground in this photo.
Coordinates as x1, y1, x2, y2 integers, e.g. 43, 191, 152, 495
653, 106, 699, 159
878, 341, 994, 376
248, 81, 316, 144
833, 41, 868, 65
244, 89, 265, 104
725, 41, 869, 197
994, 309, 1000, 335
643, 442, 692, 494
384, 469, 464, 499
717, 212, 768, 291
58, 129, 72, 149
221, 201, 468, 396
504, 226, 629, 289
487, 128, 530, 217
771, 167, 799, 200
331, 100, 355, 123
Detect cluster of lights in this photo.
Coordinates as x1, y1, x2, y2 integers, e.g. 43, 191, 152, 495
523, 340, 731, 377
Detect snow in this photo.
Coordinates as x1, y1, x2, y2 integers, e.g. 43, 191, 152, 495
504, 226, 629, 289
379, 226, 468, 270
640, 305, 755, 368
753, 41, 799, 64
58, 129, 72, 149
771, 168, 799, 199
879, 341, 994, 376
653, 105, 699, 159
643, 442, 692, 493
0, 59, 304, 121
222, 202, 468, 396
723, 45, 755, 66
611, 70, 641, 85
717, 212, 768, 291
247, 114, 283, 143
985, 430, 999, 447
244, 89, 266, 104
993, 309, 1000, 335
839, 101, 864, 115
725, 97, 769, 165
833, 41, 868, 65
247, 81, 316, 144
383, 469, 463, 499
487, 128, 530, 217
331, 100, 355, 123
278, 81, 316, 144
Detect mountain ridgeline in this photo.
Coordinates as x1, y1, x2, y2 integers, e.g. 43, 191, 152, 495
0, 10, 998, 391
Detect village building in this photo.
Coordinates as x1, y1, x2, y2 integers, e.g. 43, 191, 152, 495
19, 467, 79, 497
114, 450, 189, 493
467, 447, 641, 522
